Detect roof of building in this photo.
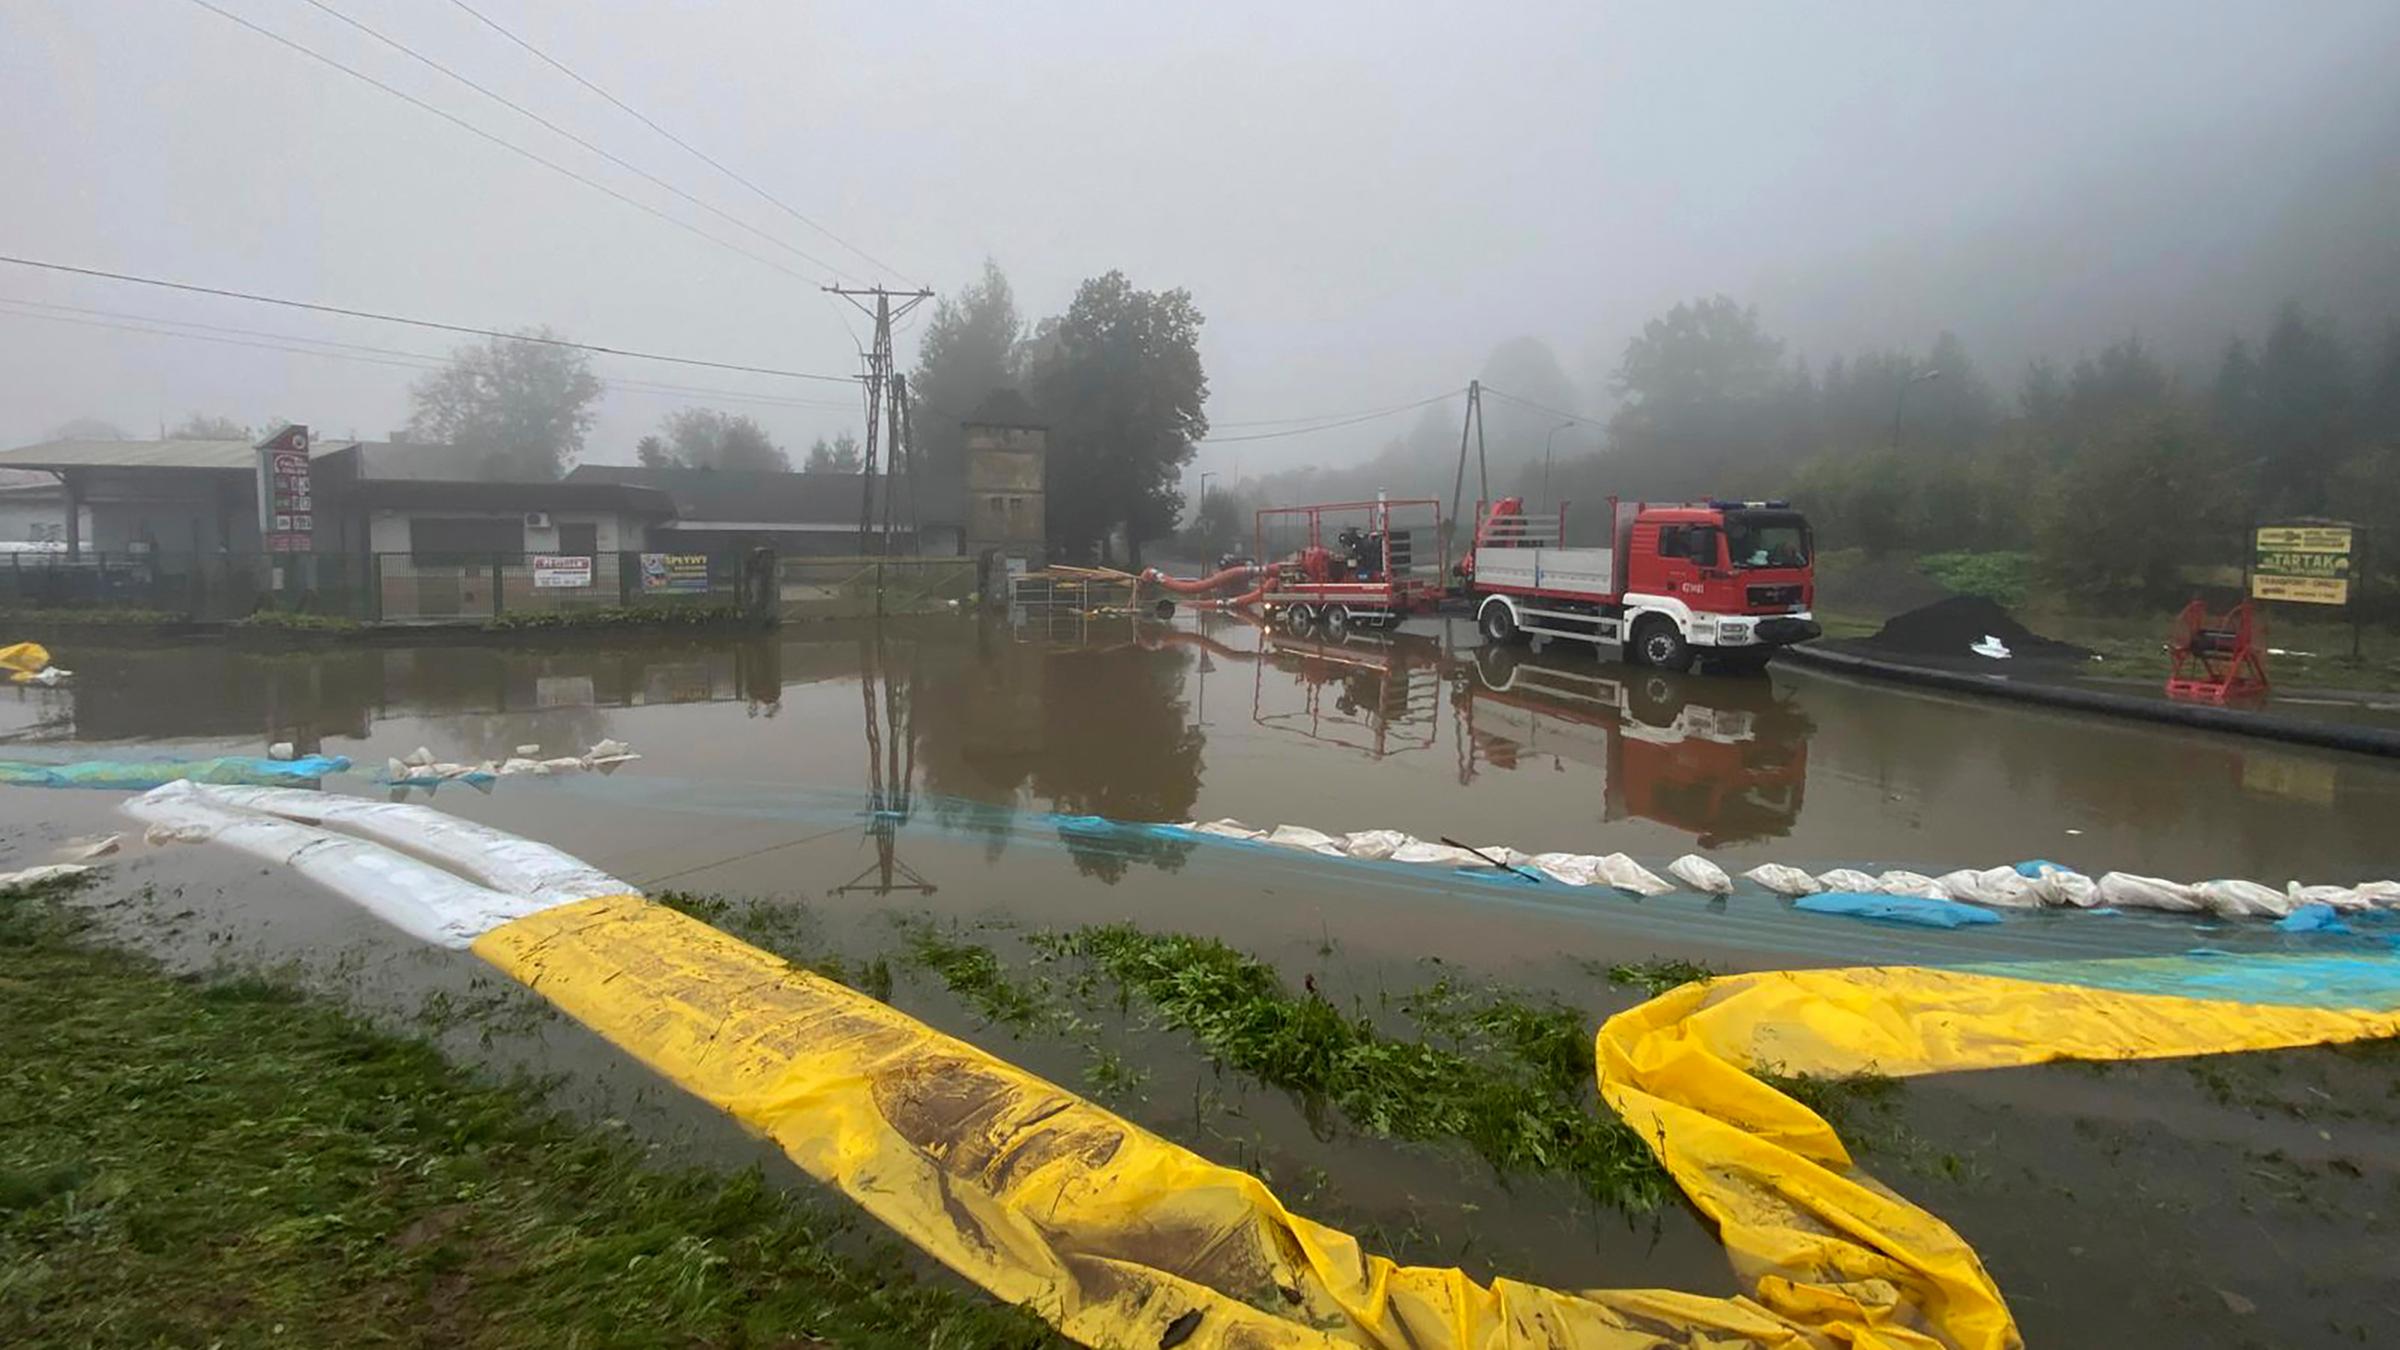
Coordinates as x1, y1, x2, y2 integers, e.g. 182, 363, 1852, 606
0, 436, 355, 472
962, 387, 1046, 430
567, 464, 914, 525
346, 478, 676, 515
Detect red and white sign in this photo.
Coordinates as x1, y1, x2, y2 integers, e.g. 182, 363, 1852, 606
532, 554, 593, 588
255, 424, 315, 554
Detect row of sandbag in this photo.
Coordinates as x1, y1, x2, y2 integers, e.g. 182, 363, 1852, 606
382, 738, 639, 788
1176, 819, 2400, 920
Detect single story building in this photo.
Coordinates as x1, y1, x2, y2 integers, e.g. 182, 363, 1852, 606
565, 464, 924, 556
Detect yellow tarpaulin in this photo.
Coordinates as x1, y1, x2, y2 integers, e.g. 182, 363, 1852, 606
0, 642, 51, 683
473, 895, 2400, 1350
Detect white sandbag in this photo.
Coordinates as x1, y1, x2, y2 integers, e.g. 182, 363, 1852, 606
1526, 852, 1602, 886
1390, 839, 1484, 866
1667, 854, 1733, 895
2095, 871, 2206, 913
1816, 868, 1880, 893
2349, 881, 2400, 910
2287, 882, 2369, 911
1263, 824, 1347, 855
2192, 878, 2293, 919
1597, 852, 1674, 897
1743, 863, 1822, 896
2021, 864, 2100, 908
1338, 829, 1415, 861
121, 782, 545, 948
589, 738, 631, 759
538, 757, 587, 775
1877, 870, 1942, 899
267, 741, 294, 761
53, 833, 122, 862
498, 757, 543, 776
584, 753, 641, 772
144, 821, 212, 846
195, 785, 633, 908
405, 746, 435, 768
1933, 866, 2039, 908
1187, 819, 1266, 841
515, 744, 541, 756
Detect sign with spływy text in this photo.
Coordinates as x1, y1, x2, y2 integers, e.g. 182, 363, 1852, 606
532, 554, 593, 588
254, 424, 314, 553
2251, 524, 2353, 606
639, 553, 709, 593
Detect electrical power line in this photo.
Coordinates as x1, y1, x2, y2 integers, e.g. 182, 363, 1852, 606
176, 0, 827, 290
0, 299, 859, 412
0, 254, 858, 384
1210, 392, 1468, 428
445, 0, 914, 285
1479, 384, 1611, 427
1198, 390, 1462, 443
292, 0, 852, 283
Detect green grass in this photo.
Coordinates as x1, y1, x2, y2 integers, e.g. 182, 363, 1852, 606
0, 605, 185, 626
483, 602, 746, 632
0, 876, 1058, 1349
233, 609, 368, 632
1590, 957, 1722, 997
1029, 926, 1676, 1213
1917, 551, 2034, 607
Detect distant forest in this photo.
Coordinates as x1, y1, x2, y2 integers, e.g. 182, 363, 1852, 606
1238, 298, 2400, 610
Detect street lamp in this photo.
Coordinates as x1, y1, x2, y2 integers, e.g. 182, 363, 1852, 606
1890, 368, 1940, 450
1542, 421, 1575, 503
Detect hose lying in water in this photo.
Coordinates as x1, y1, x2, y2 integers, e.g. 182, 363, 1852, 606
1138, 564, 1272, 611
1175, 817, 2400, 921
109, 781, 2400, 1350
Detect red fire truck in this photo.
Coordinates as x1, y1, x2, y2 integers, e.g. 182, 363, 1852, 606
1463, 497, 1819, 673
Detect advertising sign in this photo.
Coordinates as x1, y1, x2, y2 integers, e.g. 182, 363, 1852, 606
2251, 524, 2353, 606
532, 554, 594, 588
639, 552, 710, 593
254, 424, 314, 553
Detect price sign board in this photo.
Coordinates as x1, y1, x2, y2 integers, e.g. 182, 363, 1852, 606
254, 424, 315, 553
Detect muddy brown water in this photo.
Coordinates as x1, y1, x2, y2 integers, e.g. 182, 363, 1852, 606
3, 612, 2397, 1345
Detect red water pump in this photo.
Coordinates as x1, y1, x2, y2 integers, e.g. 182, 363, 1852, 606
2166, 598, 2269, 703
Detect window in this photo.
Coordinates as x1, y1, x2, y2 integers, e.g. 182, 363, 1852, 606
1655, 525, 1689, 558
409, 516, 521, 563
1726, 513, 1811, 569
557, 522, 598, 557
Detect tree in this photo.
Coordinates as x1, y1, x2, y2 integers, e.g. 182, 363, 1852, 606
804, 432, 862, 474
910, 261, 1024, 494
1025, 271, 1209, 564
1179, 485, 1252, 557
169, 413, 250, 440
635, 434, 670, 468
653, 408, 788, 471
42, 417, 130, 442
1610, 296, 1786, 408
406, 329, 602, 478
2249, 301, 2353, 513
1599, 297, 1809, 496
2037, 410, 2236, 600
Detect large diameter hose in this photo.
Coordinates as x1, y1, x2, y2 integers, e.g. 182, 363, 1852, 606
1140, 563, 1259, 595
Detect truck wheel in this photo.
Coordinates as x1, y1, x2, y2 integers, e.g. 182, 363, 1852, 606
1630, 617, 1693, 673
1323, 603, 1351, 634
1282, 603, 1316, 631
1478, 598, 1521, 645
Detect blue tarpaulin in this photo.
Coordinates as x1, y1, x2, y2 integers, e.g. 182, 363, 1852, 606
0, 755, 350, 791
1796, 890, 2005, 929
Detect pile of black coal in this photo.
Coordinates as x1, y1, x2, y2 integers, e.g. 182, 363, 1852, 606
1857, 595, 2092, 660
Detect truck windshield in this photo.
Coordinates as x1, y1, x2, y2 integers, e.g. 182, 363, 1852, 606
1726, 513, 1810, 569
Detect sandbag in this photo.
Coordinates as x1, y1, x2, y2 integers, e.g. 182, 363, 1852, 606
1816, 867, 1880, 893
1597, 852, 1674, 897
1877, 870, 1942, 898
1668, 854, 1733, 895
2095, 872, 2206, 913
1526, 852, 1602, 886
1185, 819, 1265, 841
1338, 829, 1414, 861
2017, 861, 2100, 908
2194, 878, 2294, 920
1933, 866, 2039, 908
1263, 824, 1347, 855
1742, 863, 1821, 896
1390, 839, 1485, 866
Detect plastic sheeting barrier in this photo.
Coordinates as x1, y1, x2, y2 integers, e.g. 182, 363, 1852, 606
112, 786, 2400, 1349
0, 754, 350, 791
1795, 891, 2003, 929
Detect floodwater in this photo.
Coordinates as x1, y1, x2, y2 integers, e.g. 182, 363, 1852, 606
4, 612, 2398, 1344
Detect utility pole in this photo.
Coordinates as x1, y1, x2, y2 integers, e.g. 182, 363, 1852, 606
825, 285, 933, 554
1447, 380, 1487, 545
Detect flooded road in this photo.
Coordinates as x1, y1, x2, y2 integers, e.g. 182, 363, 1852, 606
3, 613, 2397, 1343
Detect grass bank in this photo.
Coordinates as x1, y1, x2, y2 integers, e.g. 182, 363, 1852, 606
0, 876, 1057, 1349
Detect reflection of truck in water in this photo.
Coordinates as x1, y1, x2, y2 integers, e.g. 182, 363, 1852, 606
1456, 645, 1812, 847
1464, 497, 1820, 673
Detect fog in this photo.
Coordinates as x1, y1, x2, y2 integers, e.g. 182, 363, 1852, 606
3, 0, 2395, 489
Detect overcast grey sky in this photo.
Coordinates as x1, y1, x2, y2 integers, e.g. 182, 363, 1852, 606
3, 1, 2395, 481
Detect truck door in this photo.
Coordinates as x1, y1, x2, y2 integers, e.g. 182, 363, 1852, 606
1647, 523, 1716, 600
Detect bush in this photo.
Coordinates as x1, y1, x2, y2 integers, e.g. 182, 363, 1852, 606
0, 606, 183, 626
1918, 551, 2034, 607
232, 610, 364, 633
482, 602, 745, 632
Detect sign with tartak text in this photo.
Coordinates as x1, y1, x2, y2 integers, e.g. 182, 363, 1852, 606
2252, 524, 2353, 606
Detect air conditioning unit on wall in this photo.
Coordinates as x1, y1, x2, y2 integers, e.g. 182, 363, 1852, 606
524, 511, 552, 528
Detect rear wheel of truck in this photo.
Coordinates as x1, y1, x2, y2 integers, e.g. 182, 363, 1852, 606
1322, 603, 1351, 634
1477, 597, 1521, 645
1630, 616, 1693, 673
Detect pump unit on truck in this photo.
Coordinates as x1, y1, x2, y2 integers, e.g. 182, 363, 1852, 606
1462, 497, 1820, 673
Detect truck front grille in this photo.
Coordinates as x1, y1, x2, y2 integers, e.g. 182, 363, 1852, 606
1748, 583, 1802, 609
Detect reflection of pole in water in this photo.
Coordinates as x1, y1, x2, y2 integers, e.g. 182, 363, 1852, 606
835, 626, 935, 897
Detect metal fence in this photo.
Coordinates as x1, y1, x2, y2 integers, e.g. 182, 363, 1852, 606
777, 555, 978, 620
0, 551, 743, 624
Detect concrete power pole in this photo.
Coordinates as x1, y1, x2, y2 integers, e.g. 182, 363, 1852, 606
825, 285, 933, 554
